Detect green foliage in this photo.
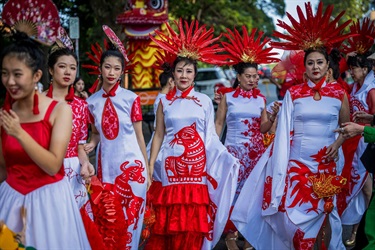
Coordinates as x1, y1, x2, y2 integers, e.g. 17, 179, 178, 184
320, 0, 373, 23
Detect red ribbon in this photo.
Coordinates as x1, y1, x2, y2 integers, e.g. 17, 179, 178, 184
102, 82, 119, 98
232, 87, 260, 98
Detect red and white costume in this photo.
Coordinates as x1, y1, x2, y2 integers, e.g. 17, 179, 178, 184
0, 101, 90, 249
224, 88, 266, 200
233, 81, 347, 249
338, 71, 375, 224
145, 87, 239, 250
87, 84, 147, 250
64, 96, 90, 207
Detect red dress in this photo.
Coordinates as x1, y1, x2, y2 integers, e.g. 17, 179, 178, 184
0, 101, 90, 249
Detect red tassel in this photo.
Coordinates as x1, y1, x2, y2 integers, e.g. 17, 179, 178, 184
46, 84, 53, 98
33, 90, 39, 115
65, 85, 75, 102
3, 91, 13, 112
89, 79, 99, 94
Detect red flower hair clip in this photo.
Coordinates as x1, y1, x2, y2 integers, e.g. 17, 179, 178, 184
220, 25, 280, 65
341, 18, 375, 55
271, 2, 352, 52
150, 18, 224, 64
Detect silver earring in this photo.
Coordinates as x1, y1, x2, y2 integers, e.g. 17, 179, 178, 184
50, 77, 53, 84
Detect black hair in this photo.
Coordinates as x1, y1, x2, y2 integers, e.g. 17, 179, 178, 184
47, 47, 78, 81
347, 51, 372, 70
232, 62, 258, 89
73, 76, 83, 86
100, 49, 125, 70
303, 47, 329, 65
0, 32, 45, 74
172, 56, 198, 77
159, 71, 173, 87
328, 48, 342, 80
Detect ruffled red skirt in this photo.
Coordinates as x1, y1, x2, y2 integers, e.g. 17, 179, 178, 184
145, 183, 210, 250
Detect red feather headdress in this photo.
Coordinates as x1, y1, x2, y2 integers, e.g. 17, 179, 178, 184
82, 26, 135, 93
150, 18, 224, 64
271, 2, 352, 52
341, 18, 375, 55
220, 26, 280, 65
153, 50, 177, 71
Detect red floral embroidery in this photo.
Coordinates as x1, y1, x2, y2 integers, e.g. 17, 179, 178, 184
293, 229, 315, 250
289, 83, 345, 101
101, 98, 119, 140
262, 176, 272, 210
131, 96, 143, 122
65, 97, 89, 158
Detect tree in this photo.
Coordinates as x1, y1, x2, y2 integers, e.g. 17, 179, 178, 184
320, 0, 372, 22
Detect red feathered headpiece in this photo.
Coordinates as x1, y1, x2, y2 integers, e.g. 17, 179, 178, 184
271, 50, 305, 85
341, 18, 375, 55
220, 26, 280, 65
271, 2, 352, 52
150, 18, 224, 65
82, 26, 135, 93
153, 50, 177, 72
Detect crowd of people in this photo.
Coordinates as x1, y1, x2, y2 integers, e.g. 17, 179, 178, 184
1, 1, 375, 250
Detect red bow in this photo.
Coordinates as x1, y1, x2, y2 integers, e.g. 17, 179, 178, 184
102, 82, 119, 98
232, 87, 260, 98
302, 77, 326, 95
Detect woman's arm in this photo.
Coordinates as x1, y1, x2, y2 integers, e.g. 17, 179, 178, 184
78, 145, 95, 180
326, 94, 350, 159
133, 121, 148, 166
84, 125, 100, 154
260, 101, 280, 134
149, 103, 165, 176
0, 103, 72, 176
215, 94, 227, 136
0, 130, 6, 183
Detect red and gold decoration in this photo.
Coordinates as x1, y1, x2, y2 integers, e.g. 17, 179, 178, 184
341, 17, 375, 55
271, 2, 352, 52
2, 0, 60, 46
150, 18, 224, 65
116, 0, 169, 90
220, 25, 280, 65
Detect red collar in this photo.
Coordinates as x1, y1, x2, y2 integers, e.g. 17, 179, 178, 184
232, 87, 260, 98
102, 82, 120, 98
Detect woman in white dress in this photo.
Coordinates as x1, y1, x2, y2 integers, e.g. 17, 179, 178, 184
84, 25, 149, 250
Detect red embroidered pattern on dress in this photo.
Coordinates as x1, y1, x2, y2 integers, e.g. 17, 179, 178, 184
287, 147, 338, 214
289, 83, 344, 101
131, 96, 143, 122
262, 176, 272, 210
65, 97, 89, 158
165, 122, 206, 183
205, 201, 218, 241
293, 229, 316, 250
114, 160, 146, 248
228, 117, 265, 182
101, 98, 119, 140
349, 98, 366, 117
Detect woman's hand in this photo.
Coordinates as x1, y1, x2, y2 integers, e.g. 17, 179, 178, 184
80, 91, 89, 99
325, 142, 339, 162
270, 101, 281, 116
334, 122, 364, 139
84, 142, 96, 154
80, 160, 95, 182
214, 92, 223, 105
353, 111, 373, 124
0, 110, 23, 139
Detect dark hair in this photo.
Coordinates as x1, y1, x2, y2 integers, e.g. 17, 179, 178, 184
328, 48, 342, 80
347, 52, 372, 70
172, 56, 198, 76
304, 47, 329, 65
0, 33, 45, 74
232, 62, 258, 88
159, 71, 173, 87
73, 76, 83, 86
100, 49, 125, 70
47, 47, 78, 82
